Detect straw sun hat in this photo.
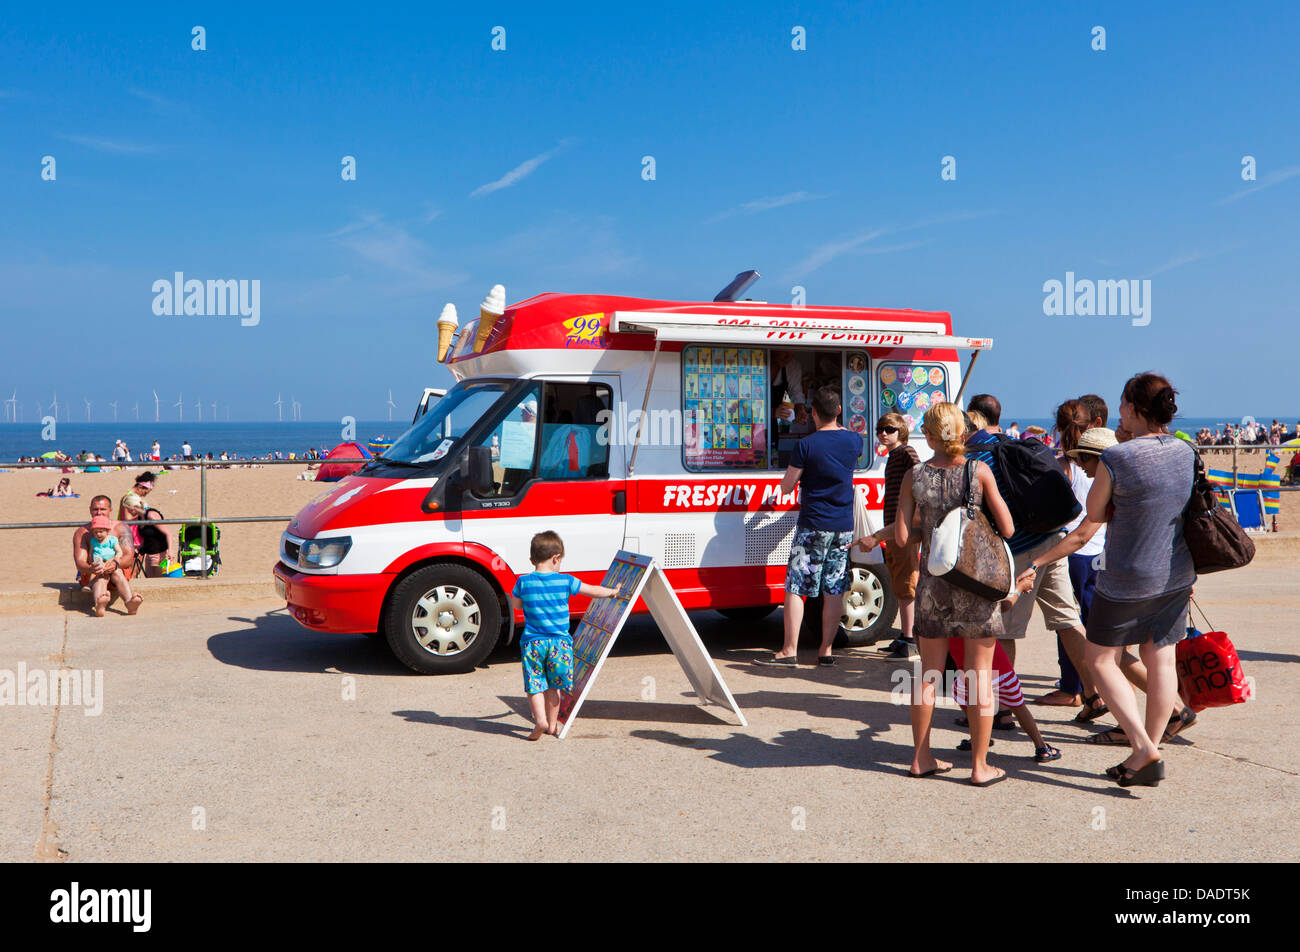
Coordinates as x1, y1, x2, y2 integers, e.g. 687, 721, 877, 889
1065, 427, 1119, 459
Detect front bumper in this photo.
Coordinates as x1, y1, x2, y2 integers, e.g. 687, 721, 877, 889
273, 562, 390, 634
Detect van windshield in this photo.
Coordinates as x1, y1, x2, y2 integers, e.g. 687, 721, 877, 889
373, 381, 511, 468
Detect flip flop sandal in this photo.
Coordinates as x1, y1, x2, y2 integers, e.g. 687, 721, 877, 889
1034, 744, 1062, 763
1074, 693, 1110, 723
992, 712, 1017, 732
1085, 726, 1128, 745
907, 765, 954, 778
970, 770, 1008, 788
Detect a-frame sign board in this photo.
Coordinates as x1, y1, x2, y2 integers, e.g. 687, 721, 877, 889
557, 551, 747, 739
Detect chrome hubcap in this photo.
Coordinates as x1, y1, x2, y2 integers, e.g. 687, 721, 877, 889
841, 568, 884, 631
411, 585, 481, 655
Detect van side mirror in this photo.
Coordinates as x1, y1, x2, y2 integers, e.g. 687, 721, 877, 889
468, 446, 494, 497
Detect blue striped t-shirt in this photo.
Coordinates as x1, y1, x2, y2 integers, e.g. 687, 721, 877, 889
512, 571, 581, 644
964, 431, 1054, 556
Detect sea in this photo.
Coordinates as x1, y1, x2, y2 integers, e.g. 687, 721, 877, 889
2, 414, 1292, 463
0, 421, 407, 463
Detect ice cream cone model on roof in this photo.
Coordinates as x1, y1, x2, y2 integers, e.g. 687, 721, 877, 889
436, 303, 459, 362
473, 284, 506, 352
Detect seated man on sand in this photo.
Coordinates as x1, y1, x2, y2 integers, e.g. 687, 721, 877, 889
72, 495, 142, 614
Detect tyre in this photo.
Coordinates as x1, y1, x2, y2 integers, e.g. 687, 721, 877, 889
716, 605, 778, 622
383, 563, 502, 674
839, 564, 898, 646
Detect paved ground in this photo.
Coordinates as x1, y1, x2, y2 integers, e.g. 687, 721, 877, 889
1, 552, 1296, 862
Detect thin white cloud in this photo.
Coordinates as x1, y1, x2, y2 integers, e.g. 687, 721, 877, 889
56, 134, 158, 154
330, 215, 466, 292
785, 210, 996, 280
470, 139, 573, 197
1217, 166, 1300, 205
706, 191, 828, 223
1143, 248, 1227, 278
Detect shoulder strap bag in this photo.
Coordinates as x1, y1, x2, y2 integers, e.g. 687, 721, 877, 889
926, 460, 1014, 600
1183, 449, 1255, 573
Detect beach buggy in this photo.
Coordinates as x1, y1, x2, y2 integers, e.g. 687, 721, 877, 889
273, 273, 994, 673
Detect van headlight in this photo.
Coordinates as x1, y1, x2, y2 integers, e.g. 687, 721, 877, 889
299, 536, 352, 569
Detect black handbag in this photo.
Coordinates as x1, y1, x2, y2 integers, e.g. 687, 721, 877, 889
1183, 452, 1255, 573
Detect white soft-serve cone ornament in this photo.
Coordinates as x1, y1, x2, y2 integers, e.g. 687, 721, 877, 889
473, 284, 506, 351
436, 303, 459, 362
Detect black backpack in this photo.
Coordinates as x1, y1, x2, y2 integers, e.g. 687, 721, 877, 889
136, 508, 170, 555
985, 435, 1081, 534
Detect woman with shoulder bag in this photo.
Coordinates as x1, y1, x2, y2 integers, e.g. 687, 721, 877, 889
1023, 373, 1194, 788
895, 403, 1016, 786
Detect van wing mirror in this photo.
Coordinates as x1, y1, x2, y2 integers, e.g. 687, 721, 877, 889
468, 446, 494, 497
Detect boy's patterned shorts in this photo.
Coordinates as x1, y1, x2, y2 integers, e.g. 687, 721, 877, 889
521, 636, 574, 695
785, 529, 853, 598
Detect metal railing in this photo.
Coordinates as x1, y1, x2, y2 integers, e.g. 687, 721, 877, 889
1, 457, 374, 579
1189, 443, 1300, 490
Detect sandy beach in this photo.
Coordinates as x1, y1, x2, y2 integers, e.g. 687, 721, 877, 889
1, 464, 327, 587
2, 457, 1298, 589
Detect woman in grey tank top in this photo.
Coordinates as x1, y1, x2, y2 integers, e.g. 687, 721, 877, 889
1082, 373, 1194, 788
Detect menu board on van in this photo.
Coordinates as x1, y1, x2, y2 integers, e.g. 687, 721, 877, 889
682, 346, 768, 470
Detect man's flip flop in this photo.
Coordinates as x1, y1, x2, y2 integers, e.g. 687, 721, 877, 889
907, 766, 954, 778
970, 771, 1008, 788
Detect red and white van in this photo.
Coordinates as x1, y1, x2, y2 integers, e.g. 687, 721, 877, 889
273, 282, 993, 673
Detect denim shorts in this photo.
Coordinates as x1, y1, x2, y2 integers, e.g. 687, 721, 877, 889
521, 636, 574, 695
785, 529, 853, 598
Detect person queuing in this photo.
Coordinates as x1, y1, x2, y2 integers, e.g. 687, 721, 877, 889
758, 387, 863, 667
1018, 373, 1194, 787
895, 402, 1016, 786
857, 412, 920, 661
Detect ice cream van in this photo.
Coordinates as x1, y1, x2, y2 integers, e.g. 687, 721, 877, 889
273, 274, 993, 673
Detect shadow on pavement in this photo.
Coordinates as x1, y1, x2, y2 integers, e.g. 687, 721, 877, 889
393, 709, 529, 738
207, 608, 414, 675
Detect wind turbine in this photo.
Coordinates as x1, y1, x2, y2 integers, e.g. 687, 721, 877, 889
195, 398, 202, 422
386, 390, 396, 422
4, 391, 15, 423
133, 402, 139, 421
49, 392, 59, 422
291, 396, 301, 421
211, 401, 217, 420
109, 401, 118, 422
175, 393, 183, 422
274, 394, 283, 422
83, 398, 92, 422
152, 390, 160, 423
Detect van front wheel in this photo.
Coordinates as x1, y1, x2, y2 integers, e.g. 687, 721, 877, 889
384, 564, 502, 674
839, 564, 898, 647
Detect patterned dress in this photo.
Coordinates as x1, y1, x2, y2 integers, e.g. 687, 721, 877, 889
910, 461, 1005, 640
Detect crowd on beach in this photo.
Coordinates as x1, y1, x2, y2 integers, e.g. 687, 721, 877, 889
1194, 420, 1298, 447
16, 439, 329, 468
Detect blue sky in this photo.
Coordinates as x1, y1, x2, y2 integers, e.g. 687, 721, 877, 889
2, 1, 1297, 423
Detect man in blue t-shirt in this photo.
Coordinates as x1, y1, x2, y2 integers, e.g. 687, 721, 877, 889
758, 386, 863, 667
965, 394, 1084, 678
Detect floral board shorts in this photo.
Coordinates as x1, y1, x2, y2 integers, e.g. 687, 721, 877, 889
785, 529, 853, 598
521, 636, 574, 695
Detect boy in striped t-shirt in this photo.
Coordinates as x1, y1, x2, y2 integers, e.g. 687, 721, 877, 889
510, 531, 619, 741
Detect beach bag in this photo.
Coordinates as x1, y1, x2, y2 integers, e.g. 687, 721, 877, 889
926, 460, 1013, 601
985, 434, 1081, 534
1176, 602, 1251, 712
1183, 451, 1255, 573
850, 484, 884, 566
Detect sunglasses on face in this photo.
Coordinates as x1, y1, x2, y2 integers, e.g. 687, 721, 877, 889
876, 426, 898, 435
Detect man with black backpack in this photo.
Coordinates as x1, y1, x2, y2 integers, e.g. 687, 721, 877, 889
964, 395, 1086, 681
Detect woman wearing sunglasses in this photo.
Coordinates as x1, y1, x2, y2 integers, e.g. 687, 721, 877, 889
856, 413, 920, 659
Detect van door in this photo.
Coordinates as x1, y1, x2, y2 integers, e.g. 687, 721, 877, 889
458, 376, 627, 583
